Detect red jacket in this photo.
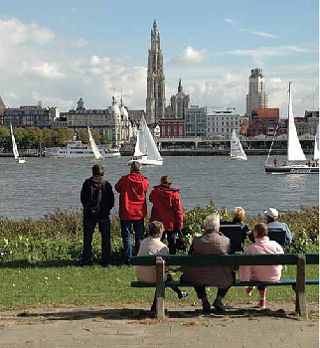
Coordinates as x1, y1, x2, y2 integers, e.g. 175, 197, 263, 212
149, 184, 183, 231
115, 172, 149, 220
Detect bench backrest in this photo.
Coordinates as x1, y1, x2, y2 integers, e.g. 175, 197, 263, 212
219, 223, 247, 253
130, 254, 319, 266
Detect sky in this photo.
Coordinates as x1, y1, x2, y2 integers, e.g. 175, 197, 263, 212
0, 0, 318, 117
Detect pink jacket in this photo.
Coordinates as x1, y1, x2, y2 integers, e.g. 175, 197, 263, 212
239, 236, 284, 282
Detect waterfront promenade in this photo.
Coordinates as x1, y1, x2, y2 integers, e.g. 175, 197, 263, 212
0, 303, 318, 347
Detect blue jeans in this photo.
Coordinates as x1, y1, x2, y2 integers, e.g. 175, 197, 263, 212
120, 219, 145, 261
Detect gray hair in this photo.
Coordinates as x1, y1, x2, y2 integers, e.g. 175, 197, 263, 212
203, 213, 220, 232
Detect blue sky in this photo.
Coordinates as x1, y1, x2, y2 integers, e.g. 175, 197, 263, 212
0, 0, 318, 116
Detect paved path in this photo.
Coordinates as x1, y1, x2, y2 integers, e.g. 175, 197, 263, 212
0, 303, 318, 348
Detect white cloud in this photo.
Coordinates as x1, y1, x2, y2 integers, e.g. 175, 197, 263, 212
29, 23, 55, 45
176, 46, 208, 64
72, 38, 87, 48
253, 31, 278, 39
27, 62, 65, 79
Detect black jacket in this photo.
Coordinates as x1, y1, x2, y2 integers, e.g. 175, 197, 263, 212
80, 175, 114, 218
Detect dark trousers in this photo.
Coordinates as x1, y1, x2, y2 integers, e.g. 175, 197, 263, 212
161, 230, 176, 254
194, 285, 230, 300
82, 215, 111, 265
120, 219, 144, 261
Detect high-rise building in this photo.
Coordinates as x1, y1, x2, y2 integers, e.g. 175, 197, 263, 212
146, 20, 166, 124
246, 68, 268, 117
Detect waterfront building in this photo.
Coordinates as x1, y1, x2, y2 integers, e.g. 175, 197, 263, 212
185, 105, 207, 137
246, 68, 268, 117
146, 20, 166, 124
247, 108, 279, 136
158, 79, 190, 137
0, 96, 5, 125
206, 107, 240, 138
56, 97, 132, 148
3, 101, 54, 128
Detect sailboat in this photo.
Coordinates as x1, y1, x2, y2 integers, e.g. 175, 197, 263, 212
10, 123, 25, 164
230, 129, 247, 160
87, 126, 103, 160
264, 83, 319, 174
128, 116, 163, 166
314, 124, 319, 161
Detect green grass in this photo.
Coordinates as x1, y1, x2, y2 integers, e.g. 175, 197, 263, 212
0, 264, 318, 309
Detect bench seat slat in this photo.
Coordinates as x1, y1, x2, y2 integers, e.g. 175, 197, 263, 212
131, 278, 319, 288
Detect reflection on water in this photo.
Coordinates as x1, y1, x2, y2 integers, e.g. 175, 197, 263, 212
0, 156, 318, 219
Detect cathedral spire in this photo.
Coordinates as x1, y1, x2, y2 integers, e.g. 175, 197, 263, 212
178, 78, 182, 92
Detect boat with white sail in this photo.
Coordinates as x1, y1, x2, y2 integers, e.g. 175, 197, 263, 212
87, 126, 103, 160
230, 129, 247, 160
128, 116, 163, 166
10, 123, 25, 164
264, 83, 319, 174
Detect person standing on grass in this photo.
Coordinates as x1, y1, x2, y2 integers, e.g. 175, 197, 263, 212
80, 164, 114, 267
149, 175, 184, 254
115, 161, 149, 264
239, 223, 284, 309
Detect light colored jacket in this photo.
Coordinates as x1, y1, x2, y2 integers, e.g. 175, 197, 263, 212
239, 236, 284, 282
136, 237, 169, 283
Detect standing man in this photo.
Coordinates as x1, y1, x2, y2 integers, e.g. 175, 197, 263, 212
115, 161, 149, 263
80, 164, 114, 267
149, 176, 184, 254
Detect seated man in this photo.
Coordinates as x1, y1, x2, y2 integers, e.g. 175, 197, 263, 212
136, 221, 188, 313
181, 213, 234, 314
249, 208, 293, 248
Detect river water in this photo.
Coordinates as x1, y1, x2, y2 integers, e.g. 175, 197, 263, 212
0, 156, 318, 220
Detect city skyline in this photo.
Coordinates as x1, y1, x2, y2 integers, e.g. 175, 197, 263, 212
0, 0, 318, 117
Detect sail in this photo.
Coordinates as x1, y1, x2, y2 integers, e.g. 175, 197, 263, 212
230, 129, 247, 160
10, 123, 20, 160
133, 116, 162, 161
87, 126, 103, 159
314, 124, 319, 160
287, 85, 306, 161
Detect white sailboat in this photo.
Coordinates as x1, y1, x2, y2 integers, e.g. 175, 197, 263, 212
314, 124, 319, 161
230, 129, 247, 160
128, 116, 163, 166
87, 126, 103, 160
10, 123, 25, 164
264, 83, 318, 174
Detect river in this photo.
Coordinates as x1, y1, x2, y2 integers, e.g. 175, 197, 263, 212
0, 156, 318, 220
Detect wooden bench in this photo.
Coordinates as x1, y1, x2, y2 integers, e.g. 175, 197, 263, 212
130, 253, 319, 319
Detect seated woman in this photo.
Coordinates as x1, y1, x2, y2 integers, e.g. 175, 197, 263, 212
239, 223, 284, 309
181, 213, 234, 314
136, 221, 188, 313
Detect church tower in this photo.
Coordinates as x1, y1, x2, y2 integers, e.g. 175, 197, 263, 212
146, 20, 166, 124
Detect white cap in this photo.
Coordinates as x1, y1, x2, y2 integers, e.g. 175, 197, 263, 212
264, 208, 279, 218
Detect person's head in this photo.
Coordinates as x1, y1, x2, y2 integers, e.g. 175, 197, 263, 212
253, 223, 268, 239
161, 175, 172, 185
203, 213, 220, 233
92, 164, 104, 176
148, 221, 165, 238
130, 161, 141, 173
264, 208, 279, 222
233, 206, 246, 223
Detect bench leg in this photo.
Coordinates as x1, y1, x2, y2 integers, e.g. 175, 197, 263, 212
295, 254, 307, 319
156, 257, 165, 319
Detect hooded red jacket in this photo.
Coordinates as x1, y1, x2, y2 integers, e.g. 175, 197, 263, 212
115, 172, 149, 220
149, 184, 183, 231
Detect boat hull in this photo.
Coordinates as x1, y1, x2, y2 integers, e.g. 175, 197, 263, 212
127, 158, 163, 166
265, 165, 319, 174
230, 155, 247, 161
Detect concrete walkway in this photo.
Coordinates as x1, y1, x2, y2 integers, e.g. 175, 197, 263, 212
0, 303, 318, 348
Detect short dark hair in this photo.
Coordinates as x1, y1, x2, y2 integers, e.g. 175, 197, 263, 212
254, 223, 268, 238
92, 164, 104, 176
161, 175, 172, 185
148, 221, 164, 237
130, 161, 141, 173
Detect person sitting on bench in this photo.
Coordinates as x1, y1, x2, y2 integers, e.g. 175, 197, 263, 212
239, 223, 284, 309
136, 221, 189, 313
181, 213, 234, 314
